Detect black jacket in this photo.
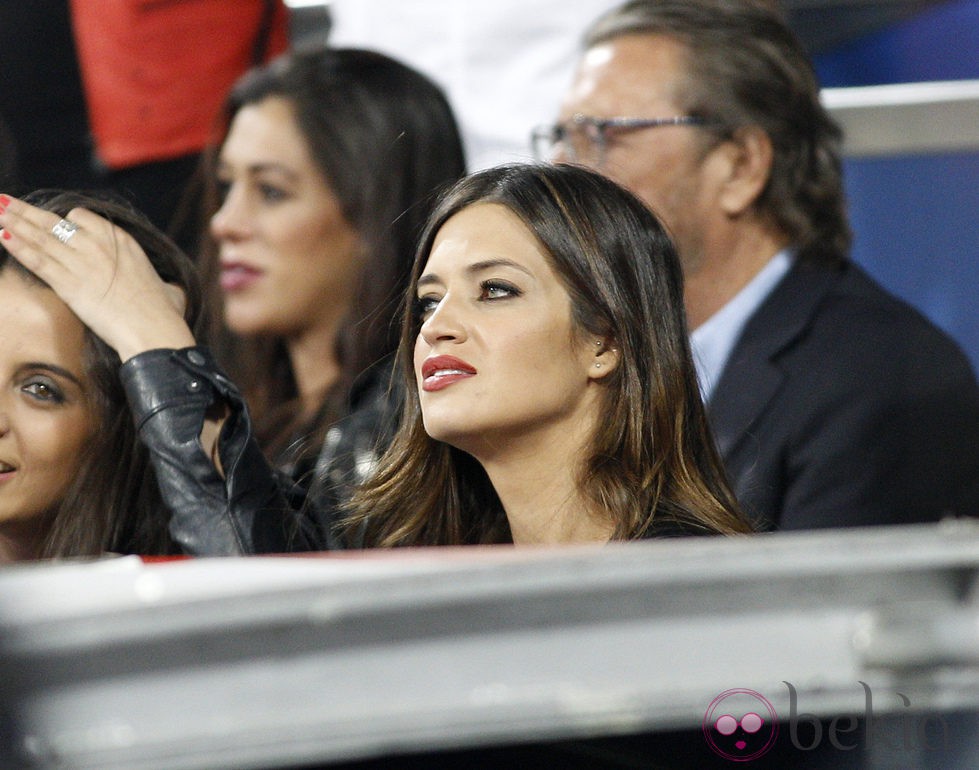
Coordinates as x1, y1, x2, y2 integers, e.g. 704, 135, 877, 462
709, 259, 979, 530
121, 348, 400, 554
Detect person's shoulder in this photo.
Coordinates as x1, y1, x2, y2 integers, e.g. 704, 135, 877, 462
641, 516, 722, 539
800, 260, 973, 372
824, 262, 951, 338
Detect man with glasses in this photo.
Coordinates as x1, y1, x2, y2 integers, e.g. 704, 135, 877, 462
535, 0, 979, 531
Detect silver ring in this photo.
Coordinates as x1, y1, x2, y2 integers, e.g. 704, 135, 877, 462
51, 218, 79, 244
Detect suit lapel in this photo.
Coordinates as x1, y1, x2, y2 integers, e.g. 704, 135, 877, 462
707, 260, 844, 458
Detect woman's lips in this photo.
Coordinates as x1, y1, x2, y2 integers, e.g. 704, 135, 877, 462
219, 262, 263, 292
421, 355, 477, 392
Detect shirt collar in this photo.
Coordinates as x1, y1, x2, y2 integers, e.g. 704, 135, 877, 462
690, 249, 794, 403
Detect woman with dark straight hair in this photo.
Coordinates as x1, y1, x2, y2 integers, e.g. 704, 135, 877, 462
198, 44, 467, 489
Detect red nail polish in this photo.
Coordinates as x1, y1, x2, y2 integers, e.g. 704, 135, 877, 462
0, 194, 9, 211
2, 230, 11, 240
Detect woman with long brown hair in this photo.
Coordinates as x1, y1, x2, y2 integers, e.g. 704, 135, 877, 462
344, 163, 750, 545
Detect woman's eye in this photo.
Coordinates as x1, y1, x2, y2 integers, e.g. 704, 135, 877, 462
415, 295, 441, 319
480, 281, 521, 301
259, 183, 288, 203
22, 380, 66, 404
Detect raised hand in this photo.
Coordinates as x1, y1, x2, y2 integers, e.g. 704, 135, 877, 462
0, 194, 196, 361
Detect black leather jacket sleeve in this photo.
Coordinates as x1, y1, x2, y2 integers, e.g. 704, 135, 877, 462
119, 347, 317, 555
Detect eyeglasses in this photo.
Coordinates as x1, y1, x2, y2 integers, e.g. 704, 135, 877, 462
531, 114, 713, 166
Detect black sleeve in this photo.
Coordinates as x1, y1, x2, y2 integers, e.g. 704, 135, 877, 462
120, 347, 320, 554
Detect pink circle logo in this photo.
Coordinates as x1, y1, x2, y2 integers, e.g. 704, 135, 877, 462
703, 688, 779, 761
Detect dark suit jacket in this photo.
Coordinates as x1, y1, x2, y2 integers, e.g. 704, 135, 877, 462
708, 259, 979, 531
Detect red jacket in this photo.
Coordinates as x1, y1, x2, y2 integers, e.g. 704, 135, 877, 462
70, 0, 289, 169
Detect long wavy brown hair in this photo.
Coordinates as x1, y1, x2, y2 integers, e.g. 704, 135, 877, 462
342, 164, 752, 546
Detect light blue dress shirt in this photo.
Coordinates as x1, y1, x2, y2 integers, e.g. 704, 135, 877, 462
690, 249, 794, 403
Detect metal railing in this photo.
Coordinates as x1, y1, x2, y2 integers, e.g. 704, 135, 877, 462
824, 79, 979, 156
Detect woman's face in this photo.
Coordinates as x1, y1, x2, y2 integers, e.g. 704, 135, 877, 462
0, 269, 97, 557
210, 96, 363, 339
413, 203, 614, 459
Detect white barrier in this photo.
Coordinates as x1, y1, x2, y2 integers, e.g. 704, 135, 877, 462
1, 521, 978, 768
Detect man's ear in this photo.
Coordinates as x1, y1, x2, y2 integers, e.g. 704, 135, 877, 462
587, 340, 620, 381
716, 125, 773, 217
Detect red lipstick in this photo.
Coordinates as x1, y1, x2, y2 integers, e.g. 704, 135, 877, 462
421, 355, 477, 392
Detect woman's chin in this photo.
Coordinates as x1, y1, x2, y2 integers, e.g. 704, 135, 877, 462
223, 309, 278, 338
423, 419, 478, 452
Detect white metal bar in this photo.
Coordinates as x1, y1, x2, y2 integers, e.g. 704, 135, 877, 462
823, 79, 979, 156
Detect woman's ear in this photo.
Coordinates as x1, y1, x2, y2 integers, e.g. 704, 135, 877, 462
587, 339, 620, 380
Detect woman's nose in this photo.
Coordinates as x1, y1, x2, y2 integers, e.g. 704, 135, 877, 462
209, 185, 250, 241
419, 294, 466, 345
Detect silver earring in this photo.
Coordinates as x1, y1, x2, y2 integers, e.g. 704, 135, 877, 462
594, 362, 602, 369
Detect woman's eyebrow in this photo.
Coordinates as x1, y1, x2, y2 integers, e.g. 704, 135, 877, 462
247, 162, 300, 181
416, 273, 441, 289
466, 258, 533, 278
216, 159, 299, 182
19, 361, 85, 388
417, 258, 533, 289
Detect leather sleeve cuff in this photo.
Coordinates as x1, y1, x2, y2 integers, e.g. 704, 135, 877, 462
119, 347, 241, 433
